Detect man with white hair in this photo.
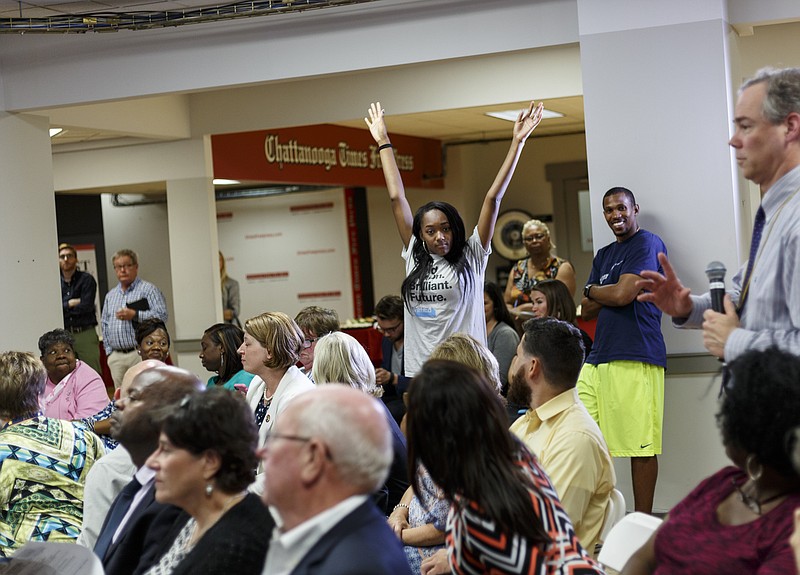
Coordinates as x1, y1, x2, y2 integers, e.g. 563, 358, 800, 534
260, 386, 411, 575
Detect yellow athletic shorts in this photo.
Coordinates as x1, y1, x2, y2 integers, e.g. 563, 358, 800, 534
577, 361, 664, 457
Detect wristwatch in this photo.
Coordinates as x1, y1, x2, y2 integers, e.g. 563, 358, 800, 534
583, 284, 594, 299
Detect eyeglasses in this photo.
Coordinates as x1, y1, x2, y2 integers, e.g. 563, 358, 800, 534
264, 431, 333, 461
523, 233, 547, 243
301, 337, 321, 349
264, 432, 312, 446
114, 263, 135, 271
59, 253, 76, 260
374, 321, 402, 335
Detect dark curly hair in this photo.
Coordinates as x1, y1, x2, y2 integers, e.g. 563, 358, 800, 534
402, 202, 471, 309
38, 328, 75, 355
717, 347, 800, 478
157, 388, 259, 492
407, 359, 548, 545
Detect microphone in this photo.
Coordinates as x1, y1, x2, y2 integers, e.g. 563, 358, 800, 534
705, 261, 727, 313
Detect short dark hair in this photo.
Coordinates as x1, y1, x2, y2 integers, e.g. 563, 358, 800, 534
157, 388, 259, 492
38, 328, 75, 356
520, 317, 584, 390
294, 306, 340, 337
135, 318, 170, 347
718, 347, 800, 478
0, 352, 47, 420
203, 323, 246, 381
603, 186, 636, 206
374, 295, 403, 321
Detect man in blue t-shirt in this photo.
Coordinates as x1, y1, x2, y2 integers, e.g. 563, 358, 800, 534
577, 187, 666, 514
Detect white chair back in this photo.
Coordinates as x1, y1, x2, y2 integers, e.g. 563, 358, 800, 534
597, 511, 662, 571
599, 488, 626, 543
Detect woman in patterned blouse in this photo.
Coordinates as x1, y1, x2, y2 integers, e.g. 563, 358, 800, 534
503, 219, 576, 318
407, 359, 603, 575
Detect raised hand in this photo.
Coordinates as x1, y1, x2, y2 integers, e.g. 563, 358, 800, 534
636, 252, 693, 318
513, 101, 545, 144
365, 101, 390, 145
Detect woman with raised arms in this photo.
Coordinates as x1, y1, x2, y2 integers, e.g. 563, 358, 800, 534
365, 99, 543, 376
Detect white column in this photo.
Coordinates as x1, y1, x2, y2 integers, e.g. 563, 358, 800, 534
166, 138, 221, 378
0, 112, 62, 353
576, 0, 736, 511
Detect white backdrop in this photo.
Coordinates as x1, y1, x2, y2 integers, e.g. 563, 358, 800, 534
217, 188, 356, 324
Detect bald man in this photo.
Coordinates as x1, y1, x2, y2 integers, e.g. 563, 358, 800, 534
97, 366, 205, 575
261, 386, 411, 575
77, 359, 164, 548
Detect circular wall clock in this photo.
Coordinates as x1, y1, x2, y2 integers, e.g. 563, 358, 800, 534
492, 209, 533, 261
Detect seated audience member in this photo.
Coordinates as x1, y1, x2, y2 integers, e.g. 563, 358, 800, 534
428, 332, 502, 393
77, 359, 163, 549
408, 360, 602, 575
389, 333, 503, 574
94, 365, 203, 575
240, 312, 314, 493
508, 317, 614, 552
312, 331, 409, 514
144, 388, 274, 575
624, 347, 800, 575
373, 295, 410, 425
39, 328, 109, 420
294, 305, 339, 382
483, 281, 520, 397
0, 351, 104, 556
136, 319, 171, 363
260, 386, 412, 575
200, 323, 255, 390
522, 278, 593, 355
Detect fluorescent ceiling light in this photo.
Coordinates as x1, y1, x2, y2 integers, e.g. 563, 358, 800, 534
213, 179, 241, 186
49, 128, 63, 137
486, 109, 564, 122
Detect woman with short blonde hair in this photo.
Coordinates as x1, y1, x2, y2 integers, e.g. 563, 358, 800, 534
239, 311, 314, 493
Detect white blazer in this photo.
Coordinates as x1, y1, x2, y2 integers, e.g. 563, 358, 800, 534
246, 365, 315, 493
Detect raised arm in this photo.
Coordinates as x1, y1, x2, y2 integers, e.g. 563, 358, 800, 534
365, 102, 414, 248
636, 252, 693, 318
477, 101, 544, 249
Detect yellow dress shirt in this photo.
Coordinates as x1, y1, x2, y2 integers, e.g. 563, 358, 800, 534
510, 387, 615, 551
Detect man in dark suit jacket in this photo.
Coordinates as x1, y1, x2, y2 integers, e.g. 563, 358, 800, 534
95, 366, 204, 575
374, 295, 411, 425
260, 386, 412, 575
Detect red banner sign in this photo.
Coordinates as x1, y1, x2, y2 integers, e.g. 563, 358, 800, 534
211, 124, 443, 189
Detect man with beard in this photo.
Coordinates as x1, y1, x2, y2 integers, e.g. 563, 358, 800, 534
373, 295, 410, 425
94, 365, 204, 575
509, 317, 614, 553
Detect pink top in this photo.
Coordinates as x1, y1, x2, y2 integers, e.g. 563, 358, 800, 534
42, 360, 110, 420
654, 466, 800, 575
